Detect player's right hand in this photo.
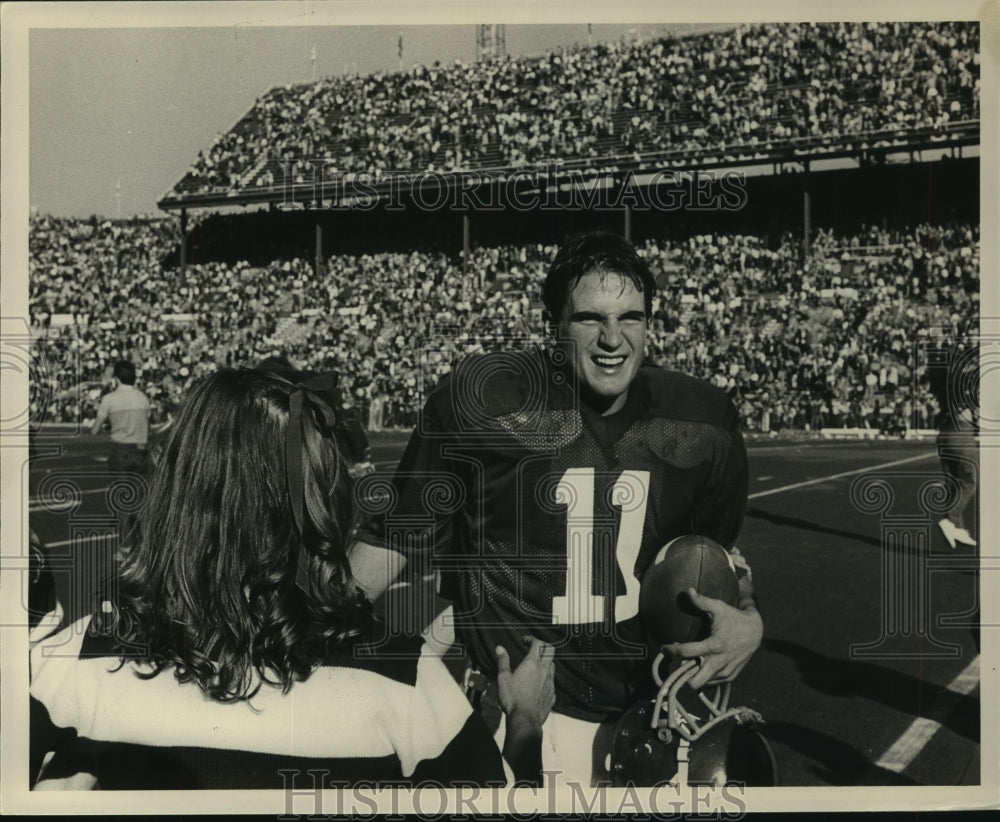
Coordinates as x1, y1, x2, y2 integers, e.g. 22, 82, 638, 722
666, 588, 763, 690
495, 637, 556, 730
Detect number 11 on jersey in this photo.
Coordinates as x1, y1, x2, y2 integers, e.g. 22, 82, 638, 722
551, 468, 650, 626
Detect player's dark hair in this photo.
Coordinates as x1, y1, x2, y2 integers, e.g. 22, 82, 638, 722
542, 231, 656, 324
108, 368, 371, 702
113, 360, 137, 385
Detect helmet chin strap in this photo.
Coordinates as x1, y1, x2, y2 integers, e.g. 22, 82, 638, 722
674, 737, 691, 786
650, 651, 763, 744
609, 650, 777, 787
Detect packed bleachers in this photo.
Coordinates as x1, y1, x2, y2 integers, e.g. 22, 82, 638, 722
642, 223, 978, 433
28, 213, 978, 434
32, 20, 982, 433
165, 21, 980, 202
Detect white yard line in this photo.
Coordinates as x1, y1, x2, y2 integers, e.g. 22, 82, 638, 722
874, 655, 980, 774
28, 486, 112, 512
745, 449, 976, 778
748, 452, 936, 500
37, 535, 119, 549
35, 452, 940, 544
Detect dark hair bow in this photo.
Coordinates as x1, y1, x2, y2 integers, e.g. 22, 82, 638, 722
285, 372, 340, 592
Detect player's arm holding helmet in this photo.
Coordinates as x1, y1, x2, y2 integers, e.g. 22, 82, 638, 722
668, 572, 762, 691
663, 404, 762, 692
617, 534, 775, 788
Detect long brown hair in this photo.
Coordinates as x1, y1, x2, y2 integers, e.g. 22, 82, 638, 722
108, 368, 371, 701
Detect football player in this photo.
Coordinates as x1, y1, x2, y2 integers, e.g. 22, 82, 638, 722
926, 324, 979, 548
351, 231, 762, 786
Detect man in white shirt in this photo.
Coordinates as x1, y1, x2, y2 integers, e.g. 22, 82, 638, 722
91, 360, 151, 475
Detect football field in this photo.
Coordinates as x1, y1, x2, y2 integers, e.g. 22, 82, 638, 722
23, 432, 981, 787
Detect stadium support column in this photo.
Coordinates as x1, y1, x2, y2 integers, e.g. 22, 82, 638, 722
179, 208, 188, 269
315, 215, 325, 278
802, 160, 811, 259
462, 211, 476, 286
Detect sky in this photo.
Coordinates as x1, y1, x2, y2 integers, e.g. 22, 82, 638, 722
25, 18, 728, 219
12, 0, 989, 221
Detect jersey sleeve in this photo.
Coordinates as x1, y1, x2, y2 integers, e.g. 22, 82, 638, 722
356, 374, 465, 560
689, 399, 748, 550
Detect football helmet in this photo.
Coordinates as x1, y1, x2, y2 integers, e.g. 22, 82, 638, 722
609, 651, 778, 787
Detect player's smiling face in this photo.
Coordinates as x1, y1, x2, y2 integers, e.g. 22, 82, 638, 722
558, 269, 647, 416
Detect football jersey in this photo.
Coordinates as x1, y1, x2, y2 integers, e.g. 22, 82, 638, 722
362, 347, 748, 722
30, 610, 505, 789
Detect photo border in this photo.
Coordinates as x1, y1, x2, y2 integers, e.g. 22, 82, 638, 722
2, 0, 997, 815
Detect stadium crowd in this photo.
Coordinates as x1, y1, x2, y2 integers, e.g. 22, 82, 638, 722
29, 214, 978, 435
171, 21, 980, 198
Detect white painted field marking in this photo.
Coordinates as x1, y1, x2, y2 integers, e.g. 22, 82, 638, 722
34, 454, 939, 540
36, 535, 119, 549
28, 486, 117, 512
874, 655, 980, 774
746, 448, 972, 778
748, 452, 936, 500
28, 501, 76, 513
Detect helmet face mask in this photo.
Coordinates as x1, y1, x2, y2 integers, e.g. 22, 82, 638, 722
613, 534, 776, 787
610, 654, 779, 787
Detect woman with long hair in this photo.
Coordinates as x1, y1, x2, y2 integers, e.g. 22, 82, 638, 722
30, 368, 553, 789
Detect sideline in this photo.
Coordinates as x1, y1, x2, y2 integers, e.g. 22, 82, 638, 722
748, 452, 937, 500
34, 452, 940, 546
873, 655, 980, 774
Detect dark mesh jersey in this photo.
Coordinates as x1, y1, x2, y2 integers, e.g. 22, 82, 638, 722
363, 348, 748, 721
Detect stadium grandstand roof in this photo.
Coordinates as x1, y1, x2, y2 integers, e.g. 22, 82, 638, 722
157, 20, 980, 213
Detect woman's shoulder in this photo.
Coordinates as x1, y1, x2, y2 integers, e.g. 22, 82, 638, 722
31, 611, 110, 666
319, 630, 432, 688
